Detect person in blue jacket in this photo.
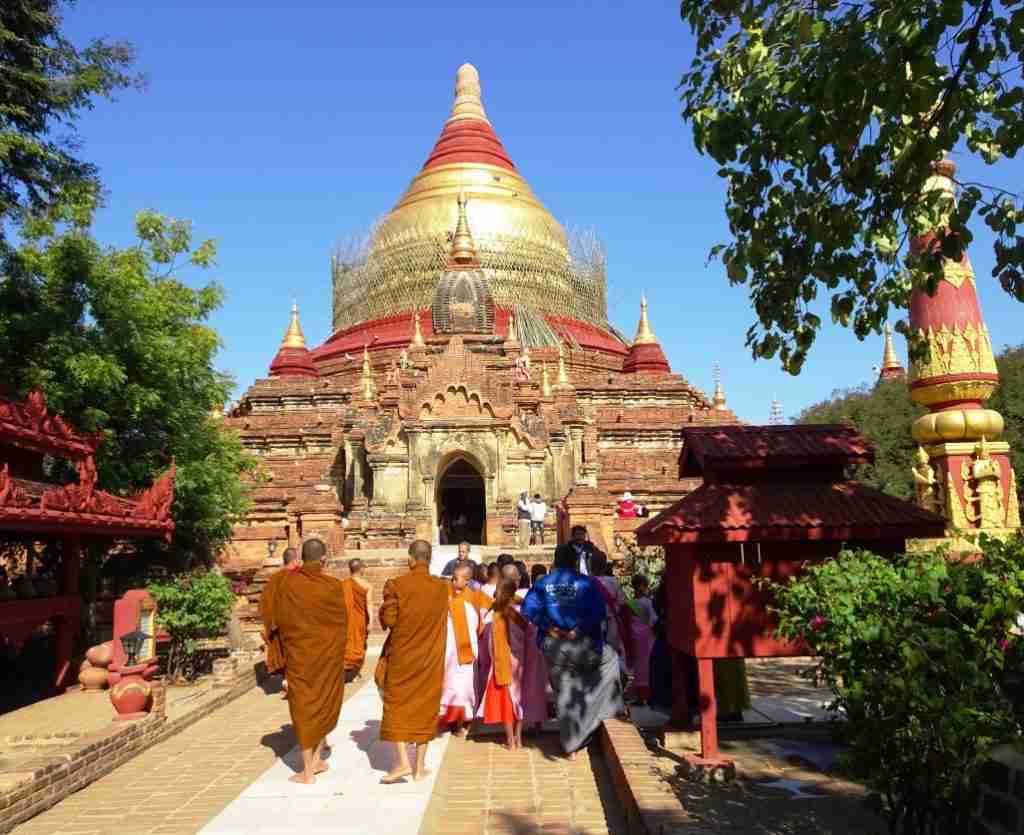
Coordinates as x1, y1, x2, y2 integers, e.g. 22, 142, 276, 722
521, 545, 624, 756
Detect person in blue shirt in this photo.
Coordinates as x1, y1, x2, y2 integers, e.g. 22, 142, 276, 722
521, 546, 624, 757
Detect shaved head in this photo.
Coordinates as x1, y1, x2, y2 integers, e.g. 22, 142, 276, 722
348, 558, 364, 575
453, 560, 474, 579
408, 539, 432, 564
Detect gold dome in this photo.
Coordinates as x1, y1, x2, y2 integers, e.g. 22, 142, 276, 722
331, 64, 608, 334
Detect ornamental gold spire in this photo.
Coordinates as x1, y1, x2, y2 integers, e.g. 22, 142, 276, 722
541, 362, 552, 397
712, 361, 727, 410
633, 294, 657, 345
878, 324, 905, 381
446, 63, 491, 125
507, 307, 518, 344
450, 190, 478, 265
410, 308, 425, 348
282, 301, 306, 349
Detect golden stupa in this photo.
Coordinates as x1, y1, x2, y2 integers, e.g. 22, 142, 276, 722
330, 64, 609, 335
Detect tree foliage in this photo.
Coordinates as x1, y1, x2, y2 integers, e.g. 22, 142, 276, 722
0, 202, 258, 566
679, 0, 1024, 373
148, 571, 236, 682
770, 539, 1024, 834
797, 344, 1024, 498
0, 1, 142, 238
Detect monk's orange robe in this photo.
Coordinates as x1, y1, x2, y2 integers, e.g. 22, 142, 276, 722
259, 568, 291, 674
378, 563, 449, 743
274, 561, 348, 749
341, 578, 370, 675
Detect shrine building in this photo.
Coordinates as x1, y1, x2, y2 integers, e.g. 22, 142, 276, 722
220, 63, 739, 577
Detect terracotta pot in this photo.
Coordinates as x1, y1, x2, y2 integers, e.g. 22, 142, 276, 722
79, 665, 108, 691
86, 642, 114, 669
14, 576, 36, 599
110, 672, 152, 719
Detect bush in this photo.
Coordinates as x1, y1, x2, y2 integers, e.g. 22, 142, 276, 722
618, 541, 665, 599
148, 571, 236, 682
769, 536, 1024, 835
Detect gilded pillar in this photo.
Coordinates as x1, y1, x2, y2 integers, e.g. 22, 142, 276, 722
908, 158, 1019, 533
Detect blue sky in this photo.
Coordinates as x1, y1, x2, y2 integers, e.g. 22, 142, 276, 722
64, 1, 1023, 423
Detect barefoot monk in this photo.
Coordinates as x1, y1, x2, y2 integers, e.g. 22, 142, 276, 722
378, 539, 449, 783
341, 558, 372, 683
275, 538, 348, 784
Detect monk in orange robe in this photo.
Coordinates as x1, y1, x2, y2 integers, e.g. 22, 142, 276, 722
342, 558, 372, 682
378, 539, 449, 783
259, 547, 299, 697
274, 538, 348, 784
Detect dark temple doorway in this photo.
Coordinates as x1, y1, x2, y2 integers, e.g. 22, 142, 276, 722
437, 458, 486, 545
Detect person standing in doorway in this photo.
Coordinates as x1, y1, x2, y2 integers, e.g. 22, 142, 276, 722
529, 493, 547, 545
516, 491, 532, 548
378, 540, 450, 783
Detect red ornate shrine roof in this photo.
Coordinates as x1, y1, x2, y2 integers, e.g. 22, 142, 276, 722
0, 392, 175, 540
0, 390, 99, 460
637, 481, 946, 543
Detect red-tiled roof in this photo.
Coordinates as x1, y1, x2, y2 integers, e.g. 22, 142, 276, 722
680, 424, 873, 476
314, 307, 628, 361
623, 342, 671, 374
269, 346, 319, 379
637, 481, 946, 543
421, 119, 516, 172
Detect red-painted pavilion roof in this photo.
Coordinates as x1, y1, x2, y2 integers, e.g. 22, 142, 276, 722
637, 480, 946, 543
0, 390, 99, 460
679, 424, 874, 477
269, 345, 319, 379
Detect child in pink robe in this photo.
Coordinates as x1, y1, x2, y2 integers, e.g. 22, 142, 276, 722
439, 563, 491, 737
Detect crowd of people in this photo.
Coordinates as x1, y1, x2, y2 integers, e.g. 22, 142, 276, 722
259, 525, 744, 786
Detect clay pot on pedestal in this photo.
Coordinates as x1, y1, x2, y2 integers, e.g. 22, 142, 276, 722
78, 661, 108, 692
109, 665, 153, 720
14, 575, 36, 599
86, 641, 114, 669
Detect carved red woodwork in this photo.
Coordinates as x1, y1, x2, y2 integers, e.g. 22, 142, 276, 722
0, 391, 175, 698
637, 425, 946, 768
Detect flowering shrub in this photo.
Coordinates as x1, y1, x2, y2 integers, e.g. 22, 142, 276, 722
148, 571, 235, 681
769, 535, 1024, 835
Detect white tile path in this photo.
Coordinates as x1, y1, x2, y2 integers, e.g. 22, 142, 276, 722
200, 648, 450, 835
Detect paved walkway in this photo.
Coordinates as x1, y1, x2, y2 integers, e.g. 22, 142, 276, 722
200, 650, 448, 835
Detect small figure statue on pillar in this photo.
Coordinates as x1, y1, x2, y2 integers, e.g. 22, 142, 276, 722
912, 446, 941, 515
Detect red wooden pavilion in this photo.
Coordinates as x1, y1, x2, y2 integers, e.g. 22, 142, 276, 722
636, 424, 945, 769
0, 390, 174, 694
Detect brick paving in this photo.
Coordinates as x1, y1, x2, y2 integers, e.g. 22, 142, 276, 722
418, 731, 627, 835
9, 680, 305, 835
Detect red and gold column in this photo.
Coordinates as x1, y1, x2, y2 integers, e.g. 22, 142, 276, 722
909, 159, 1020, 533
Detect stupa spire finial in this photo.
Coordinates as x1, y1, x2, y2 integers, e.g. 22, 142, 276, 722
447, 63, 490, 125
633, 293, 657, 345
450, 190, 478, 265
282, 300, 306, 349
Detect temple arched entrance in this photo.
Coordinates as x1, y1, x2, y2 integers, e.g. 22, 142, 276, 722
436, 456, 486, 545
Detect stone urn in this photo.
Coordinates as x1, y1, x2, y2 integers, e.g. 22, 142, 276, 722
86, 641, 114, 669
78, 661, 108, 692
109, 663, 153, 720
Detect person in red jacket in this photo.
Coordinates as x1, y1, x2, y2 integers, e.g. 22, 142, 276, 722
616, 492, 638, 518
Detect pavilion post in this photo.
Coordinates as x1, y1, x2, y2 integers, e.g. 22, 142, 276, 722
669, 649, 693, 728
53, 533, 82, 689
697, 657, 719, 761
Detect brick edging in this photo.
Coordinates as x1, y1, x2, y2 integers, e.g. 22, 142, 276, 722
599, 718, 704, 835
0, 670, 258, 834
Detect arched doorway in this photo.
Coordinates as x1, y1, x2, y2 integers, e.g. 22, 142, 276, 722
437, 457, 486, 545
